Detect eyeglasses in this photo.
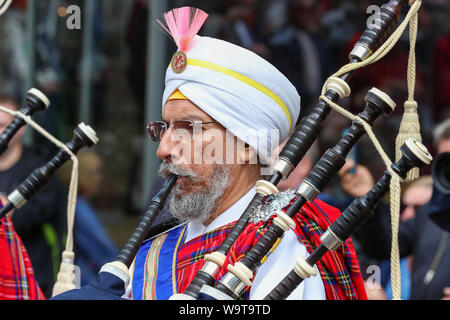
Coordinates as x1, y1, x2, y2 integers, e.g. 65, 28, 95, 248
147, 120, 217, 142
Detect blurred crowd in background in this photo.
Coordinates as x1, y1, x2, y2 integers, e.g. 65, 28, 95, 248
0, 0, 449, 299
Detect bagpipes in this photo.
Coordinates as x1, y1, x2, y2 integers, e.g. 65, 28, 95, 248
208, 88, 397, 299
0, 88, 50, 300
199, 137, 431, 300
263, 138, 432, 300
176, 0, 426, 300
0, 88, 175, 299
51, 0, 427, 301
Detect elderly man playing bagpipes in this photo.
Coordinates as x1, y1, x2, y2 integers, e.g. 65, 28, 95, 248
52, 0, 434, 301
123, 5, 374, 299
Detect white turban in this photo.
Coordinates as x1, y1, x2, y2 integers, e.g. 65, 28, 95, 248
162, 35, 300, 164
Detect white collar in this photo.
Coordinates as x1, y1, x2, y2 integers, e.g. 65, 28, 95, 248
184, 186, 256, 243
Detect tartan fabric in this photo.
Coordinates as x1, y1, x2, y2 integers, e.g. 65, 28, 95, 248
0, 216, 46, 300
292, 198, 367, 300
175, 198, 367, 300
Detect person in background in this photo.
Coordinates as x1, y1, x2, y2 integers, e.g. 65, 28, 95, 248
0, 94, 65, 298
346, 173, 433, 299
214, 0, 271, 59
268, 0, 333, 118
58, 151, 119, 286
379, 176, 434, 300
338, 118, 450, 299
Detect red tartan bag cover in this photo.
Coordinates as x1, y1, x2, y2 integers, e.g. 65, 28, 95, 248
176, 198, 367, 300
0, 215, 46, 300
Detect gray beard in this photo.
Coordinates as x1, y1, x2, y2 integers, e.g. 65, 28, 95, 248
158, 162, 231, 224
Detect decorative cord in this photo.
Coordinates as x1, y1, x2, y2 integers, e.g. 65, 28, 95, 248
317, 0, 422, 300
395, 0, 422, 182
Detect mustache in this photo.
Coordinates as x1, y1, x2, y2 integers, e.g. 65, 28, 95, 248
158, 162, 198, 180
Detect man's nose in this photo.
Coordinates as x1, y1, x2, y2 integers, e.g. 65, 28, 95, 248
156, 129, 172, 160
156, 128, 182, 162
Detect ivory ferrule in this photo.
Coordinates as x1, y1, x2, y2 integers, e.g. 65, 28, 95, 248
405, 138, 432, 165
255, 180, 278, 196
78, 122, 99, 145
273, 210, 296, 231
325, 77, 351, 99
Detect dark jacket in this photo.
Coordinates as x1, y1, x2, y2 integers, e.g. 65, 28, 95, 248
354, 187, 450, 300
268, 26, 333, 117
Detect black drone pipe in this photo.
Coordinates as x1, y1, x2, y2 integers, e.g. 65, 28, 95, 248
116, 174, 178, 268
0, 88, 49, 155
0, 123, 98, 219
264, 138, 432, 300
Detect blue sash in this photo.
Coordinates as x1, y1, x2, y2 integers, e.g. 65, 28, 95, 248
131, 224, 187, 300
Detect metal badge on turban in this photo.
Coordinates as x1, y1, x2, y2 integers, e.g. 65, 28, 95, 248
171, 51, 187, 74
158, 7, 208, 74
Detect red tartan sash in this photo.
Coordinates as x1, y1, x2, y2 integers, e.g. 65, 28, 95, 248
292, 199, 367, 300
0, 216, 46, 300
176, 222, 264, 299
176, 198, 367, 300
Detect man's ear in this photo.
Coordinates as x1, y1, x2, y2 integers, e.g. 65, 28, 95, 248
238, 142, 258, 164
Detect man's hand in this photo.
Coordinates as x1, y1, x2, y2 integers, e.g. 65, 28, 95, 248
364, 280, 387, 300
442, 287, 450, 300
338, 159, 375, 198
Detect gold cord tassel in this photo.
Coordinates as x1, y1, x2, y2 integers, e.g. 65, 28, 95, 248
52, 251, 77, 296
52, 159, 79, 296
395, 1, 421, 182
391, 0, 422, 300
395, 100, 421, 181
